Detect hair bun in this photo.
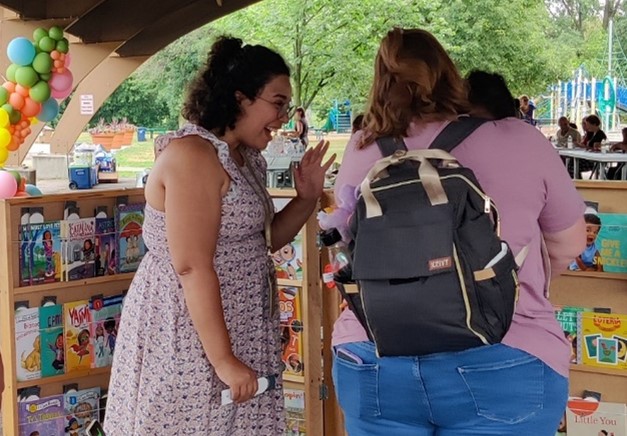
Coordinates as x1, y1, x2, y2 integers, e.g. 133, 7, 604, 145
208, 36, 244, 72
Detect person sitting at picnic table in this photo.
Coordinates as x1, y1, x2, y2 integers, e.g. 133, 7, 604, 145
607, 127, 627, 179
553, 116, 581, 147
568, 115, 606, 179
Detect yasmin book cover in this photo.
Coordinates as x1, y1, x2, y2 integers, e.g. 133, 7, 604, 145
63, 387, 101, 436
39, 303, 64, 377
30, 221, 62, 284
62, 218, 96, 281
578, 312, 627, 369
115, 203, 146, 273
64, 300, 92, 372
89, 294, 123, 368
18, 394, 65, 436
94, 217, 116, 276
15, 306, 41, 381
280, 287, 304, 377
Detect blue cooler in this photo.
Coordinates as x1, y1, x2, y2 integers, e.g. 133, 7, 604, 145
69, 165, 98, 189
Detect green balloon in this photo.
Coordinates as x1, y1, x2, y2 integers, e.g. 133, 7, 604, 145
29, 81, 51, 103
6, 64, 19, 82
0, 88, 8, 106
15, 66, 39, 88
7, 170, 21, 187
56, 38, 69, 54
39, 72, 51, 81
9, 108, 20, 124
2, 104, 13, 115
38, 36, 56, 53
32, 52, 52, 74
48, 26, 64, 41
33, 28, 48, 43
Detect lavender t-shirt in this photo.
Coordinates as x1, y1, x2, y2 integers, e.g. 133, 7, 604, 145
332, 118, 585, 378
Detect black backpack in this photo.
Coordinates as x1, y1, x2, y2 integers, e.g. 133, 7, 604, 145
342, 117, 527, 357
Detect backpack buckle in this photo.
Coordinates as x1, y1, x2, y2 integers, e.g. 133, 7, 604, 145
393, 150, 406, 158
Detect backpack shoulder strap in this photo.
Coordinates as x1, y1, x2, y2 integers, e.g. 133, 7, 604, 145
428, 117, 487, 152
375, 136, 408, 157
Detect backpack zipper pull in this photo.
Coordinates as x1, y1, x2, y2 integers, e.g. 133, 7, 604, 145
484, 196, 491, 214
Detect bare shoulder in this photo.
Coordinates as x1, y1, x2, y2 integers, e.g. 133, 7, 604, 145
157, 135, 222, 170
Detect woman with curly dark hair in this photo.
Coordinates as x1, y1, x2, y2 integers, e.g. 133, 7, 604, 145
105, 36, 334, 435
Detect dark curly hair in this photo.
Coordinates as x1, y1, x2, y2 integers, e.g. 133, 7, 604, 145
466, 70, 517, 119
182, 36, 290, 135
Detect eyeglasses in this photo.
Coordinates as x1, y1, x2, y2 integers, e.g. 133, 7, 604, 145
257, 96, 295, 119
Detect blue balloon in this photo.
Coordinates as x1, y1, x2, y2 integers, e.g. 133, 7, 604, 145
24, 184, 43, 196
7, 37, 36, 66
37, 97, 59, 122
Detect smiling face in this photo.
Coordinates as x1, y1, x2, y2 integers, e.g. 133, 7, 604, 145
235, 75, 292, 150
586, 223, 600, 245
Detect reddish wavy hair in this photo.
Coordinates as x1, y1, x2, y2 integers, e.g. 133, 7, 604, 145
360, 28, 470, 147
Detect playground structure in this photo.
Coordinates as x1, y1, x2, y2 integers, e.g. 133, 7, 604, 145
322, 99, 352, 133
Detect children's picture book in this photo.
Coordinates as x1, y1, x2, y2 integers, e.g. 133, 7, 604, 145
64, 300, 92, 372
94, 217, 116, 276
271, 198, 304, 281
89, 294, 123, 368
284, 388, 306, 436
64, 387, 101, 436
280, 287, 304, 377
578, 312, 627, 369
62, 218, 96, 281
555, 306, 592, 364
18, 394, 65, 436
115, 203, 146, 273
29, 221, 62, 284
19, 222, 32, 287
566, 399, 627, 436
39, 301, 64, 377
15, 305, 41, 381
569, 213, 627, 273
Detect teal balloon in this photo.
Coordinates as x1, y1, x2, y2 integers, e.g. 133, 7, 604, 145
48, 26, 64, 41
0, 88, 8, 106
25, 184, 42, 196
30, 81, 51, 103
33, 28, 48, 43
15, 66, 39, 88
32, 52, 52, 74
7, 37, 36, 66
6, 64, 19, 82
56, 38, 69, 54
37, 97, 58, 122
38, 36, 56, 53
8, 108, 21, 124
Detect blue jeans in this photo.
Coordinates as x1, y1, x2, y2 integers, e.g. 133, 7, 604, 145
332, 341, 567, 436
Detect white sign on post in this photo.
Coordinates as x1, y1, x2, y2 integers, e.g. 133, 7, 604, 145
80, 94, 95, 115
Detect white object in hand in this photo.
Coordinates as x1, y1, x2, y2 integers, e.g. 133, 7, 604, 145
221, 376, 275, 406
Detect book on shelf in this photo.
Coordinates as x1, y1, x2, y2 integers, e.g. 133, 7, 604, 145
89, 294, 123, 368
18, 393, 65, 436
64, 300, 93, 372
15, 303, 41, 382
569, 213, 627, 273
284, 388, 306, 436
577, 312, 627, 370
39, 297, 65, 378
566, 398, 627, 436
271, 198, 304, 281
61, 218, 96, 281
94, 216, 116, 277
115, 203, 146, 273
63, 386, 101, 436
280, 287, 304, 377
29, 221, 62, 284
555, 306, 592, 364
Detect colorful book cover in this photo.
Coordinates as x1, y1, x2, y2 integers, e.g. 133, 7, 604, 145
569, 213, 627, 273
63, 387, 101, 436
89, 294, 123, 368
115, 203, 146, 273
39, 303, 64, 377
18, 394, 65, 436
284, 388, 306, 436
94, 217, 116, 276
30, 221, 62, 284
271, 198, 304, 281
280, 287, 304, 377
566, 399, 627, 436
62, 218, 96, 281
15, 306, 41, 381
19, 223, 32, 287
554, 306, 592, 364
64, 300, 92, 372
578, 312, 627, 369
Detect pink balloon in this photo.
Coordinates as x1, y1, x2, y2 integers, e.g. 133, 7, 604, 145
0, 171, 18, 199
64, 52, 71, 67
49, 69, 73, 92
51, 86, 72, 99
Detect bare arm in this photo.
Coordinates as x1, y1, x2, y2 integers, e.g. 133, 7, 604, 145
544, 216, 586, 276
271, 196, 317, 250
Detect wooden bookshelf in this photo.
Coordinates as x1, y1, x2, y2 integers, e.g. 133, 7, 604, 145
0, 188, 144, 436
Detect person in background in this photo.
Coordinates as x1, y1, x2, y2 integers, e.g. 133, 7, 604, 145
514, 98, 524, 119
329, 27, 586, 435
105, 36, 334, 435
519, 95, 536, 125
294, 107, 309, 147
466, 70, 517, 120
352, 113, 364, 134
607, 127, 627, 179
553, 116, 581, 147
583, 115, 607, 150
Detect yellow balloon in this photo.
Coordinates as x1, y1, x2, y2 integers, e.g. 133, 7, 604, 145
0, 128, 10, 148
0, 109, 8, 128
29, 117, 38, 125
0, 146, 8, 165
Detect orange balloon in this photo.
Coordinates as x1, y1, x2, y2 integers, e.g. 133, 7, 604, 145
19, 119, 29, 129
9, 125, 15, 134
7, 137, 19, 151
53, 59, 63, 69
14, 191, 29, 197
21, 98, 40, 118
15, 84, 29, 97
9, 92, 25, 110
18, 177, 25, 191
18, 136, 24, 144
2, 81, 16, 93
19, 129, 29, 138
59, 53, 65, 60
57, 67, 66, 74
23, 127, 31, 136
